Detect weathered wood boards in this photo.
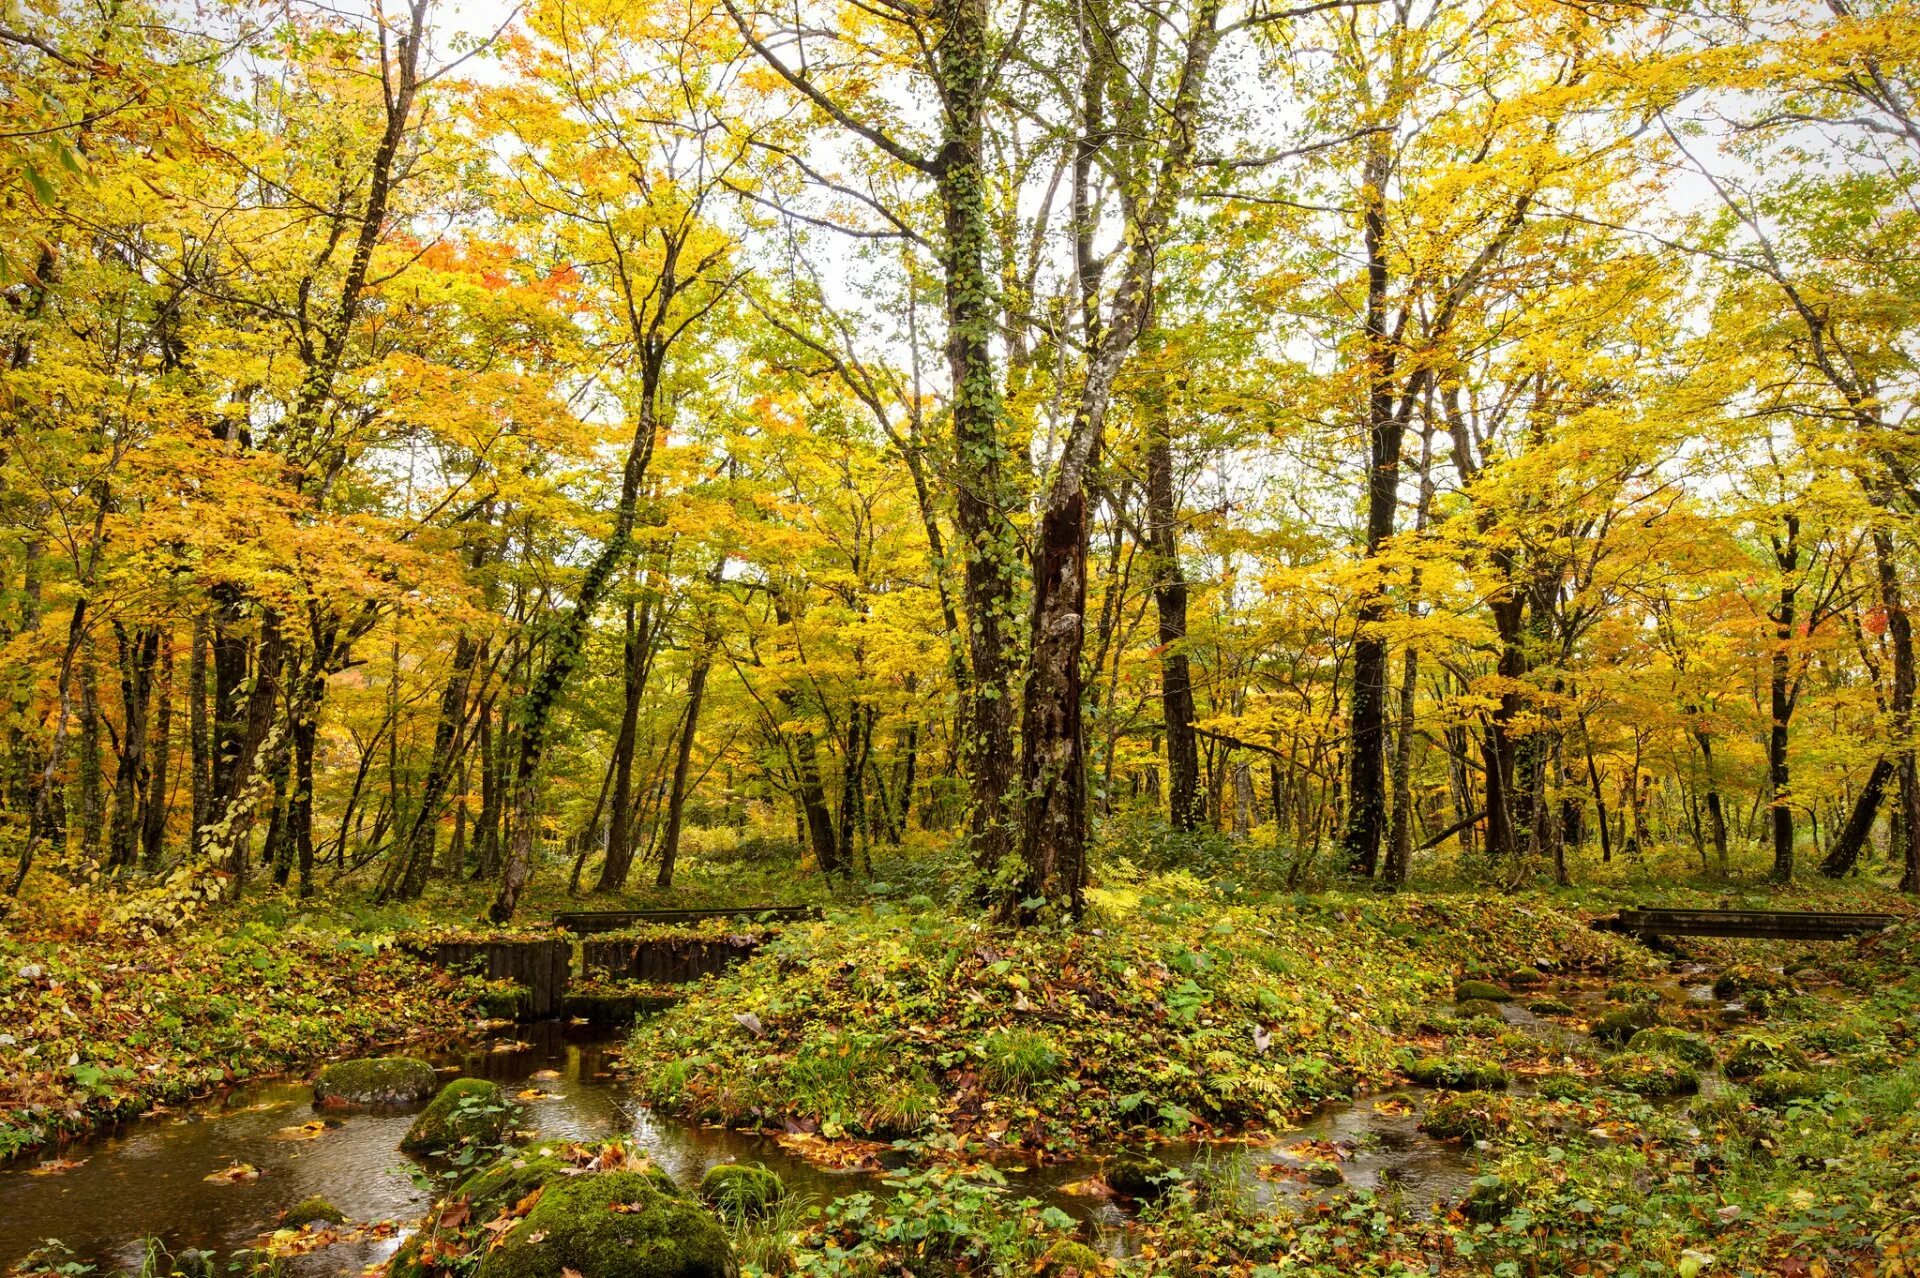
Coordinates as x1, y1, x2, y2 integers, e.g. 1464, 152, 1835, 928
1600, 907, 1898, 941
405, 938, 573, 1017
581, 934, 763, 983
551, 905, 821, 934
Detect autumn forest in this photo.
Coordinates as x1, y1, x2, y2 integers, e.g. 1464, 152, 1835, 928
3, 0, 1920, 1272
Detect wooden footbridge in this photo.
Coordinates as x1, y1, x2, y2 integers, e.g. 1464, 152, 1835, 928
404, 904, 821, 1021
1597, 907, 1898, 942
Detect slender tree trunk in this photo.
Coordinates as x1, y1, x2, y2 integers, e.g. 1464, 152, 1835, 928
108, 625, 158, 870
657, 638, 714, 890
1770, 516, 1800, 883
141, 633, 173, 871
1145, 382, 1201, 831
387, 628, 481, 901
1823, 757, 1892, 878
189, 613, 210, 857
77, 641, 103, 864
597, 598, 653, 892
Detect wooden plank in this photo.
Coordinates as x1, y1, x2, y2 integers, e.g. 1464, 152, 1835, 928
405, 938, 574, 1017
1602, 907, 1897, 941
552, 905, 821, 933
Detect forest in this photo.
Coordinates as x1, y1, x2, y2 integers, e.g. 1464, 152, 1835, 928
1, 0, 1919, 1273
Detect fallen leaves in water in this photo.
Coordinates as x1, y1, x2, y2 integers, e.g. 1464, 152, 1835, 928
1373, 1098, 1414, 1118
27, 1158, 86, 1175
1057, 1177, 1114, 1198
273, 1120, 334, 1141
771, 1130, 886, 1169
530, 1068, 562, 1080
205, 1161, 261, 1183
252, 1219, 400, 1257
491, 1040, 531, 1053
516, 1088, 559, 1101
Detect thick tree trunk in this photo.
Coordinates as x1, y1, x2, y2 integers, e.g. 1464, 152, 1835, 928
1823, 757, 1892, 878
1015, 491, 1092, 916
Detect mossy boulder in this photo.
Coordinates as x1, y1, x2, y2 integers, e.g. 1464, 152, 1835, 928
1455, 980, 1512, 1004
1602, 1051, 1699, 1097
1722, 1034, 1806, 1082
1589, 1004, 1661, 1046
1041, 1241, 1105, 1276
312, 1056, 438, 1106
1419, 1092, 1513, 1142
1536, 1072, 1590, 1101
1506, 966, 1547, 988
698, 1163, 785, 1222
1749, 1069, 1823, 1107
1403, 1055, 1509, 1091
1626, 1027, 1714, 1068
1714, 963, 1788, 1001
1456, 998, 1507, 1019
1527, 998, 1575, 1016
474, 1171, 736, 1278
402, 1078, 517, 1154
284, 1194, 347, 1225
1105, 1150, 1174, 1200
1461, 1174, 1520, 1223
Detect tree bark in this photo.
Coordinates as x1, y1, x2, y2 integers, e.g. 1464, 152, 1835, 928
597, 597, 654, 892
1770, 515, 1800, 883
1823, 756, 1892, 878
657, 635, 715, 890
1145, 381, 1201, 831
140, 632, 173, 871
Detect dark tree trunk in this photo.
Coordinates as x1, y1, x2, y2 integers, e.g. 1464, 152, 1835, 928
1016, 491, 1091, 915
77, 643, 103, 863
1693, 728, 1729, 874
141, 632, 173, 871
108, 625, 159, 871
657, 639, 714, 890
1823, 757, 1892, 878
597, 599, 653, 893
1770, 516, 1800, 883
189, 613, 210, 856
1145, 388, 1201, 831
388, 628, 482, 901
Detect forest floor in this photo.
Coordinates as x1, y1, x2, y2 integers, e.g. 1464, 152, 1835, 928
3, 844, 1918, 1275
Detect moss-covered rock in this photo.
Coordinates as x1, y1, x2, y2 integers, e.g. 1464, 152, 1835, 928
402, 1078, 516, 1154
1588, 1004, 1661, 1046
474, 1170, 736, 1278
312, 1056, 438, 1106
1041, 1241, 1104, 1276
1455, 980, 1512, 1003
1456, 998, 1507, 1019
1626, 1027, 1714, 1068
1713, 964, 1788, 1001
1722, 1034, 1806, 1082
1749, 1069, 1823, 1107
1602, 1051, 1699, 1097
1461, 1173, 1519, 1222
1403, 1055, 1509, 1090
698, 1163, 784, 1222
284, 1194, 347, 1225
1419, 1091, 1514, 1142
1105, 1150, 1174, 1200
1537, 1072, 1590, 1101
1506, 966, 1547, 988
1527, 998, 1575, 1016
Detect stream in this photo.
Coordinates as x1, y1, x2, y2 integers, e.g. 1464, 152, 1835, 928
0, 1017, 1491, 1275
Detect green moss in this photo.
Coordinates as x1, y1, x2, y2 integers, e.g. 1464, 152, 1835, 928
1506, 966, 1547, 988
1626, 1027, 1714, 1068
1403, 1055, 1508, 1090
1527, 998, 1575, 1016
474, 1171, 735, 1278
1455, 980, 1513, 1003
1106, 1150, 1174, 1200
1722, 1034, 1806, 1082
452, 1152, 569, 1215
1749, 1069, 1823, 1107
1456, 997, 1507, 1019
1589, 1004, 1661, 1046
312, 1056, 438, 1106
1042, 1240, 1105, 1275
402, 1078, 516, 1155
1602, 1052, 1698, 1097
1536, 1072, 1589, 1100
285, 1194, 347, 1225
1714, 964, 1788, 1001
1419, 1092, 1514, 1142
698, 1163, 785, 1222
1462, 1173, 1519, 1223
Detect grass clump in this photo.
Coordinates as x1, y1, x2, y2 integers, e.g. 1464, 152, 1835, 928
698, 1162, 785, 1222
1722, 1034, 1807, 1082
979, 1028, 1065, 1093
1626, 1027, 1714, 1067
1419, 1091, 1515, 1142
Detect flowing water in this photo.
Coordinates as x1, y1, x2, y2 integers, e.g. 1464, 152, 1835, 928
0, 1017, 1488, 1275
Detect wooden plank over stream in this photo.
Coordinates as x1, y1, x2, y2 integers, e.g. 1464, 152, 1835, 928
402, 938, 573, 1017
551, 904, 822, 934
1599, 907, 1898, 941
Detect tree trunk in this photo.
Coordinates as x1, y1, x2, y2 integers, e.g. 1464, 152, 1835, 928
1823, 757, 1892, 878
141, 633, 173, 871
77, 641, 103, 863
1770, 516, 1800, 883
108, 625, 159, 871
1145, 383, 1201, 831
657, 638, 714, 890
190, 613, 211, 857
597, 598, 653, 892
